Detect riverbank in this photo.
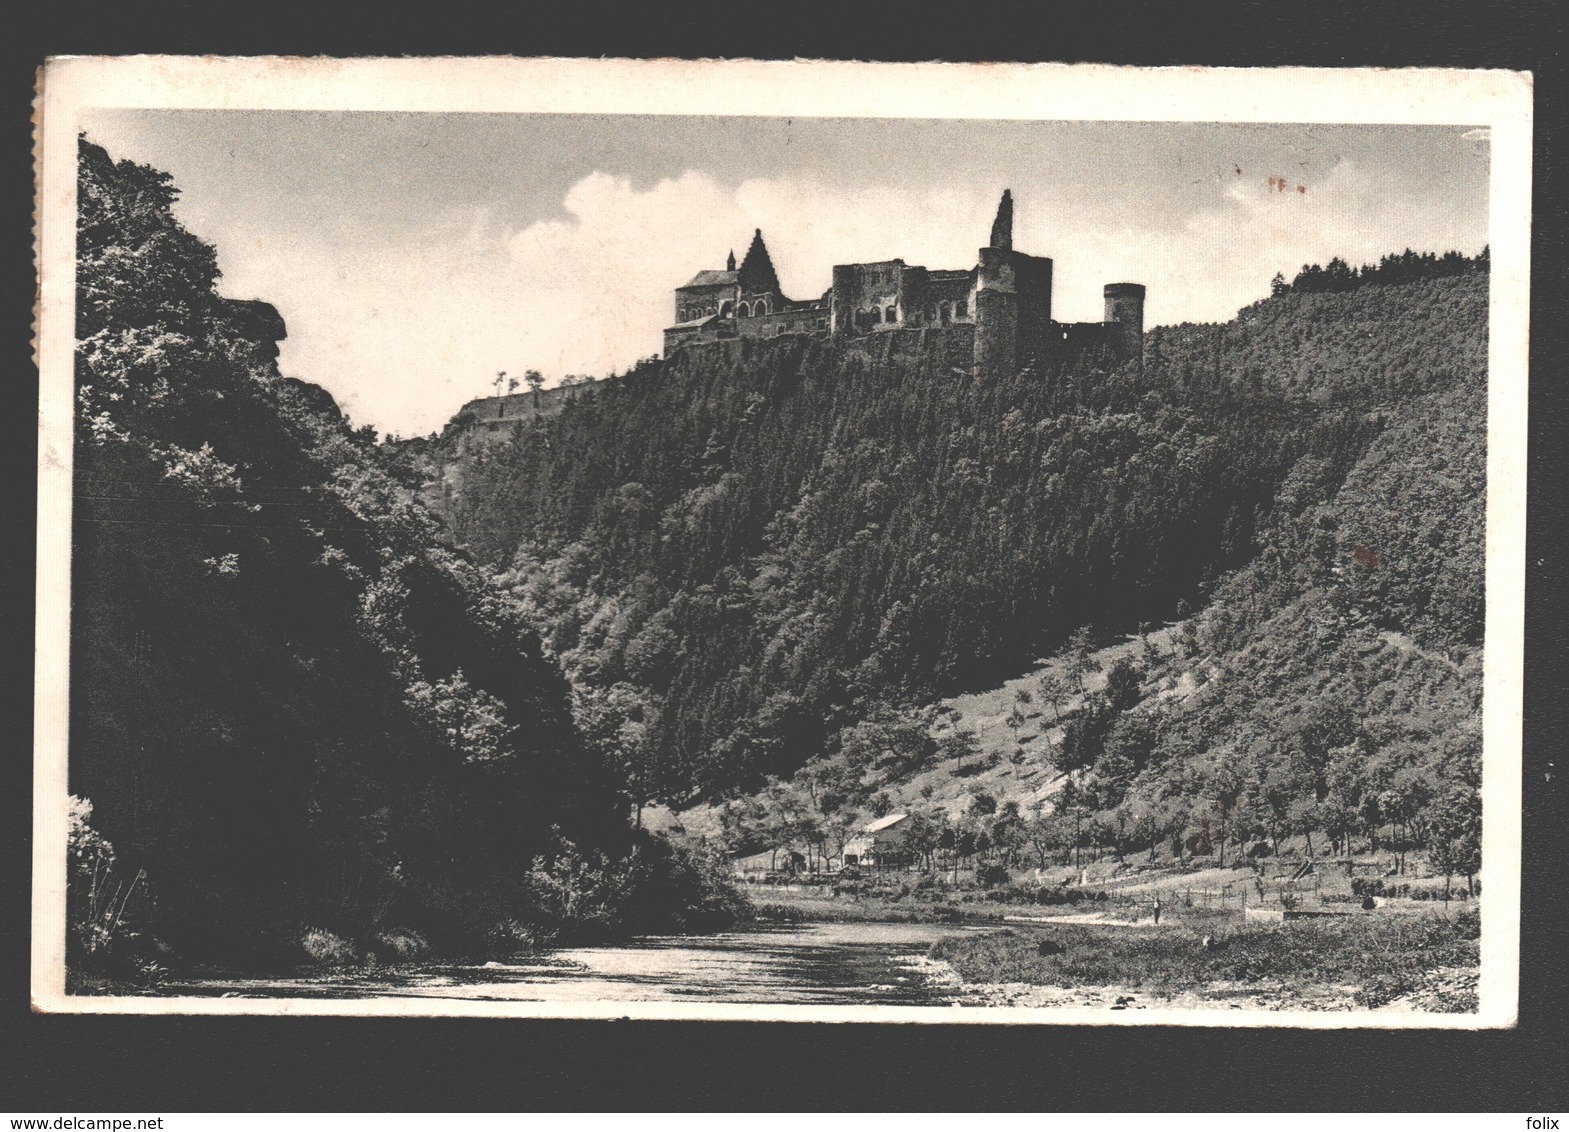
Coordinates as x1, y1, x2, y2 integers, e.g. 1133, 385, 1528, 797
927, 906, 1480, 1012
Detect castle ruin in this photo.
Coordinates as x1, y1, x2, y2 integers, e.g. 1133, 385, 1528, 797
663, 190, 1145, 377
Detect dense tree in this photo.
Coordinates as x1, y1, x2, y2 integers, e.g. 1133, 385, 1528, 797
418, 212, 1487, 869
69, 137, 738, 974
437, 282, 1473, 800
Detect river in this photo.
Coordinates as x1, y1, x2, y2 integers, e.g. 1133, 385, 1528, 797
158, 921, 977, 1006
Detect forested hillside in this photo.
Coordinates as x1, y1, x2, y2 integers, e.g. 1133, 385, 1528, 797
434, 256, 1486, 811
68, 139, 741, 982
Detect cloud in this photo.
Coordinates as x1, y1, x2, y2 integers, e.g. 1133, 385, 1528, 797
501, 170, 998, 376
1036, 159, 1487, 329
204, 161, 1486, 437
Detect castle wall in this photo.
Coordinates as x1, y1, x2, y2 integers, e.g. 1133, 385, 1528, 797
668, 193, 1143, 376
831, 261, 927, 335
735, 304, 830, 339
665, 320, 736, 353
451, 378, 608, 436
1011, 252, 1054, 344
927, 271, 975, 324
675, 283, 738, 322
866, 325, 976, 369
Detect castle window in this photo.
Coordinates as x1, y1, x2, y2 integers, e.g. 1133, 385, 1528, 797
955, 297, 968, 317
885, 305, 897, 324
869, 307, 881, 324
938, 301, 951, 325
720, 300, 734, 317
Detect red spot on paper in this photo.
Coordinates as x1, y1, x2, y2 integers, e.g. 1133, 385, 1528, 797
1297, 184, 1306, 194
1352, 545, 1379, 570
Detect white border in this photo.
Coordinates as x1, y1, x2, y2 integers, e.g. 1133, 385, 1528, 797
34, 57, 1532, 1026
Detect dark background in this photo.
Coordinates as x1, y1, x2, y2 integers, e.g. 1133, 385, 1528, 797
5, 0, 1566, 1112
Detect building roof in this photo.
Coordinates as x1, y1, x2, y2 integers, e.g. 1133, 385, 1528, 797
737, 229, 781, 295
680, 270, 739, 289
863, 812, 909, 833
666, 314, 721, 330
732, 848, 788, 870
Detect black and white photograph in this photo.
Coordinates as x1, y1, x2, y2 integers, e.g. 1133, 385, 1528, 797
32, 57, 1530, 1025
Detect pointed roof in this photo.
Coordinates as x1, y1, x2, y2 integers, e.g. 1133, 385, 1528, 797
989, 189, 1013, 251
737, 228, 781, 294
727, 249, 737, 271
680, 269, 738, 289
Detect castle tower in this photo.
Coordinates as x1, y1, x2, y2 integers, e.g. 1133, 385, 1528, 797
1103, 282, 1146, 362
974, 188, 1051, 378
737, 229, 781, 296
989, 189, 1013, 251
727, 250, 736, 271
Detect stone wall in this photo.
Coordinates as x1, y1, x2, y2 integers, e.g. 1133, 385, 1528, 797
448, 378, 607, 436
735, 304, 830, 340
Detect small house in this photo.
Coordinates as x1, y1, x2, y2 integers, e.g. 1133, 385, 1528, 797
731, 846, 805, 881
842, 812, 911, 869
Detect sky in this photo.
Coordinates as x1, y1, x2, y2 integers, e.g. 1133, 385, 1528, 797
82, 112, 1490, 438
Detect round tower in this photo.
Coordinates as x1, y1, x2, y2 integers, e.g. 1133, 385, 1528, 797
1103, 282, 1146, 362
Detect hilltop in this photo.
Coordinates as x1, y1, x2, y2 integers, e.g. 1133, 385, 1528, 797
425, 252, 1484, 898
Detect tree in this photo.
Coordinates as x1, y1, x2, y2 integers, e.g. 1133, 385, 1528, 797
525, 369, 546, 409
1037, 666, 1069, 724
1004, 703, 1029, 747
1064, 626, 1102, 694
66, 136, 704, 966
1102, 657, 1143, 713
1203, 753, 1246, 866
903, 811, 940, 871
1424, 784, 1480, 899
572, 682, 660, 828
938, 726, 981, 776
989, 802, 1028, 868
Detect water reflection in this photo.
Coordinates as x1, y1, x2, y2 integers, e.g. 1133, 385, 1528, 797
162, 921, 975, 1006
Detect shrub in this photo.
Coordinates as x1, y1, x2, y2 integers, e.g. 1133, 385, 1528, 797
975, 863, 1012, 889
375, 929, 429, 961
66, 795, 163, 984
1354, 972, 1413, 1009
1454, 906, 1480, 939
300, 927, 358, 965
485, 918, 558, 951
